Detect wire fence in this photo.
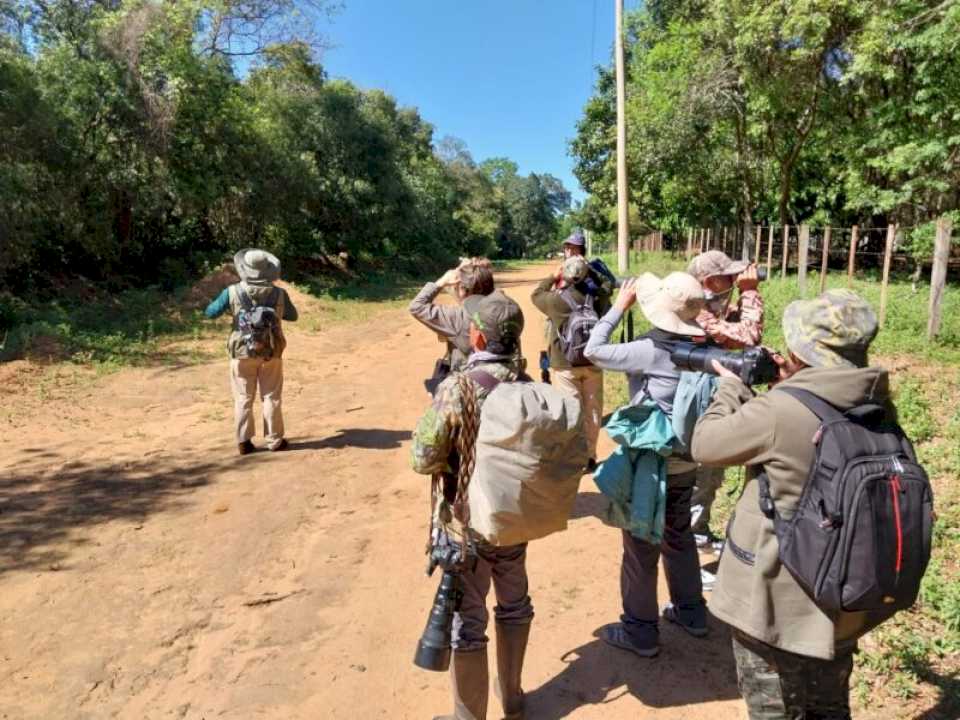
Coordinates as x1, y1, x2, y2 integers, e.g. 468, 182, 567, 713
631, 220, 957, 340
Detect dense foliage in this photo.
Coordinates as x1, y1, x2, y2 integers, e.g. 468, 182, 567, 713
571, 0, 960, 246
0, 0, 570, 304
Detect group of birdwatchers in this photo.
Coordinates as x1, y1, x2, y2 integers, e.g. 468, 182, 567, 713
204, 236, 932, 720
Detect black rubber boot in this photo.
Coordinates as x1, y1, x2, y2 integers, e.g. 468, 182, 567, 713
495, 623, 530, 720
432, 647, 489, 720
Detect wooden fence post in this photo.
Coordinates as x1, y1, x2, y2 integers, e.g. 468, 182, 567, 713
686, 229, 693, 258
766, 225, 775, 279
798, 225, 810, 294
847, 225, 859, 286
878, 223, 897, 327
781, 225, 790, 278
722, 226, 727, 253
819, 226, 831, 294
927, 217, 953, 340
754, 226, 762, 262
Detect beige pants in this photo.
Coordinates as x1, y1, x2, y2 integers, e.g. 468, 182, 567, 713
230, 357, 284, 449
553, 366, 603, 459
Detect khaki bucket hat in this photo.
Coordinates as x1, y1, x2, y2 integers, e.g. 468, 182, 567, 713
687, 250, 749, 282
234, 248, 281, 285
635, 272, 705, 336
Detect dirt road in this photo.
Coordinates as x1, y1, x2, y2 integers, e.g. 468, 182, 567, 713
0, 265, 745, 720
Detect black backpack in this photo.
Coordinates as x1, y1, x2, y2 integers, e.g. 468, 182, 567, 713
236, 285, 282, 359
757, 386, 933, 615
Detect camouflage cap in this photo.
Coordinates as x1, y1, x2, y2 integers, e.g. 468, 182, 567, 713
463, 290, 524, 348
687, 250, 749, 282
562, 255, 589, 283
783, 289, 878, 369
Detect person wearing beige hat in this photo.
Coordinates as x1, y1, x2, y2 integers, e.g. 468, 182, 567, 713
583, 272, 709, 657
205, 248, 299, 455
686, 250, 766, 557
692, 289, 892, 719
531, 254, 608, 468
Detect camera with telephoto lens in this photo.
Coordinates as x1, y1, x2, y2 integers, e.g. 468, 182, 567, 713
670, 343, 779, 386
413, 536, 472, 672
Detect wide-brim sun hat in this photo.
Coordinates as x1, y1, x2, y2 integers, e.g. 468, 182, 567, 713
234, 248, 281, 284
635, 271, 705, 336
783, 289, 878, 368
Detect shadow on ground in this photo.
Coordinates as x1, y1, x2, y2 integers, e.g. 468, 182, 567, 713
526, 623, 741, 717
294, 429, 412, 450
0, 446, 243, 575
570, 491, 609, 521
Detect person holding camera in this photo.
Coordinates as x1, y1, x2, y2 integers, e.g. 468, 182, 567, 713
582, 272, 709, 657
691, 290, 888, 719
410, 292, 532, 720
409, 258, 495, 392
686, 250, 766, 557
532, 254, 607, 469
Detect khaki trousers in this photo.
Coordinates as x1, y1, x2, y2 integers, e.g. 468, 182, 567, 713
230, 357, 284, 449
553, 366, 603, 459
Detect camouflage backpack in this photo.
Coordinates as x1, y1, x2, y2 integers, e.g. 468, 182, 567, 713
235, 285, 282, 358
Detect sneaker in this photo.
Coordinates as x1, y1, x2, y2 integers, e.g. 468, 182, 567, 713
600, 623, 659, 658
238, 440, 255, 455
662, 603, 709, 638
700, 568, 717, 592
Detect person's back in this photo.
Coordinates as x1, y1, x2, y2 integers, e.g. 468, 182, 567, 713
205, 249, 298, 455
583, 272, 710, 657
691, 289, 895, 720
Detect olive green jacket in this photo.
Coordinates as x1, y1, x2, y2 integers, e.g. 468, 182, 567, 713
692, 365, 893, 660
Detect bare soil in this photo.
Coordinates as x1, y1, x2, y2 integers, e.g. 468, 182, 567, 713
0, 264, 904, 719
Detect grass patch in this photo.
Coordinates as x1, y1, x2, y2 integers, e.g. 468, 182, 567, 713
0, 286, 217, 369
294, 272, 425, 332
594, 250, 960, 716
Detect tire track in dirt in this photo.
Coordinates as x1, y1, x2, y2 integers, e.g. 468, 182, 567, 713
0, 264, 744, 719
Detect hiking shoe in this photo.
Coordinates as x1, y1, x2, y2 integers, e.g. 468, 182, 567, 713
600, 623, 659, 658
662, 603, 708, 638
700, 568, 717, 592
238, 440, 255, 455
270, 438, 290, 452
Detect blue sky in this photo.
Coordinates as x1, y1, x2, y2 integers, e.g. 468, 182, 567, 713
320, 1, 637, 202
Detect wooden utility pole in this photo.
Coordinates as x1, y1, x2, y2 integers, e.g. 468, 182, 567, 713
615, 0, 629, 274
928, 216, 953, 340
586, 229, 593, 258
879, 223, 897, 327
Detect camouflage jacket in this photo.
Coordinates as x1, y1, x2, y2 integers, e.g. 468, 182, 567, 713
411, 357, 519, 475
695, 289, 764, 349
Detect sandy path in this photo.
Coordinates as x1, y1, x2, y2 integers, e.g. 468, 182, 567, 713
0, 264, 744, 720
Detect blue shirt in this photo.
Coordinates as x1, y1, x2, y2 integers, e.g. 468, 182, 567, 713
205, 288, 230, 319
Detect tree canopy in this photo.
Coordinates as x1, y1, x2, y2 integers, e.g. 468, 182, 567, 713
571, 0, 960, 241
0, 0, 571, 297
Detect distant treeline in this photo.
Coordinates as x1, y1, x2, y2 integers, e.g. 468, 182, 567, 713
0, 0, 571, 303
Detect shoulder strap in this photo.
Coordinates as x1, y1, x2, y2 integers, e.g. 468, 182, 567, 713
775, 386, 846, 423
236, 283, 254, 311
559, 288, 586, 312
467, 370, 503, 393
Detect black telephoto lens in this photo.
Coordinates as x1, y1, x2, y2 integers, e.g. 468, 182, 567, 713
413, 570, 464, 671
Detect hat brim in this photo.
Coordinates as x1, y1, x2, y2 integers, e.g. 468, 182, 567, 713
634, 273, 705, 336
705, 260, 749, 278
234, 248, 281, 284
